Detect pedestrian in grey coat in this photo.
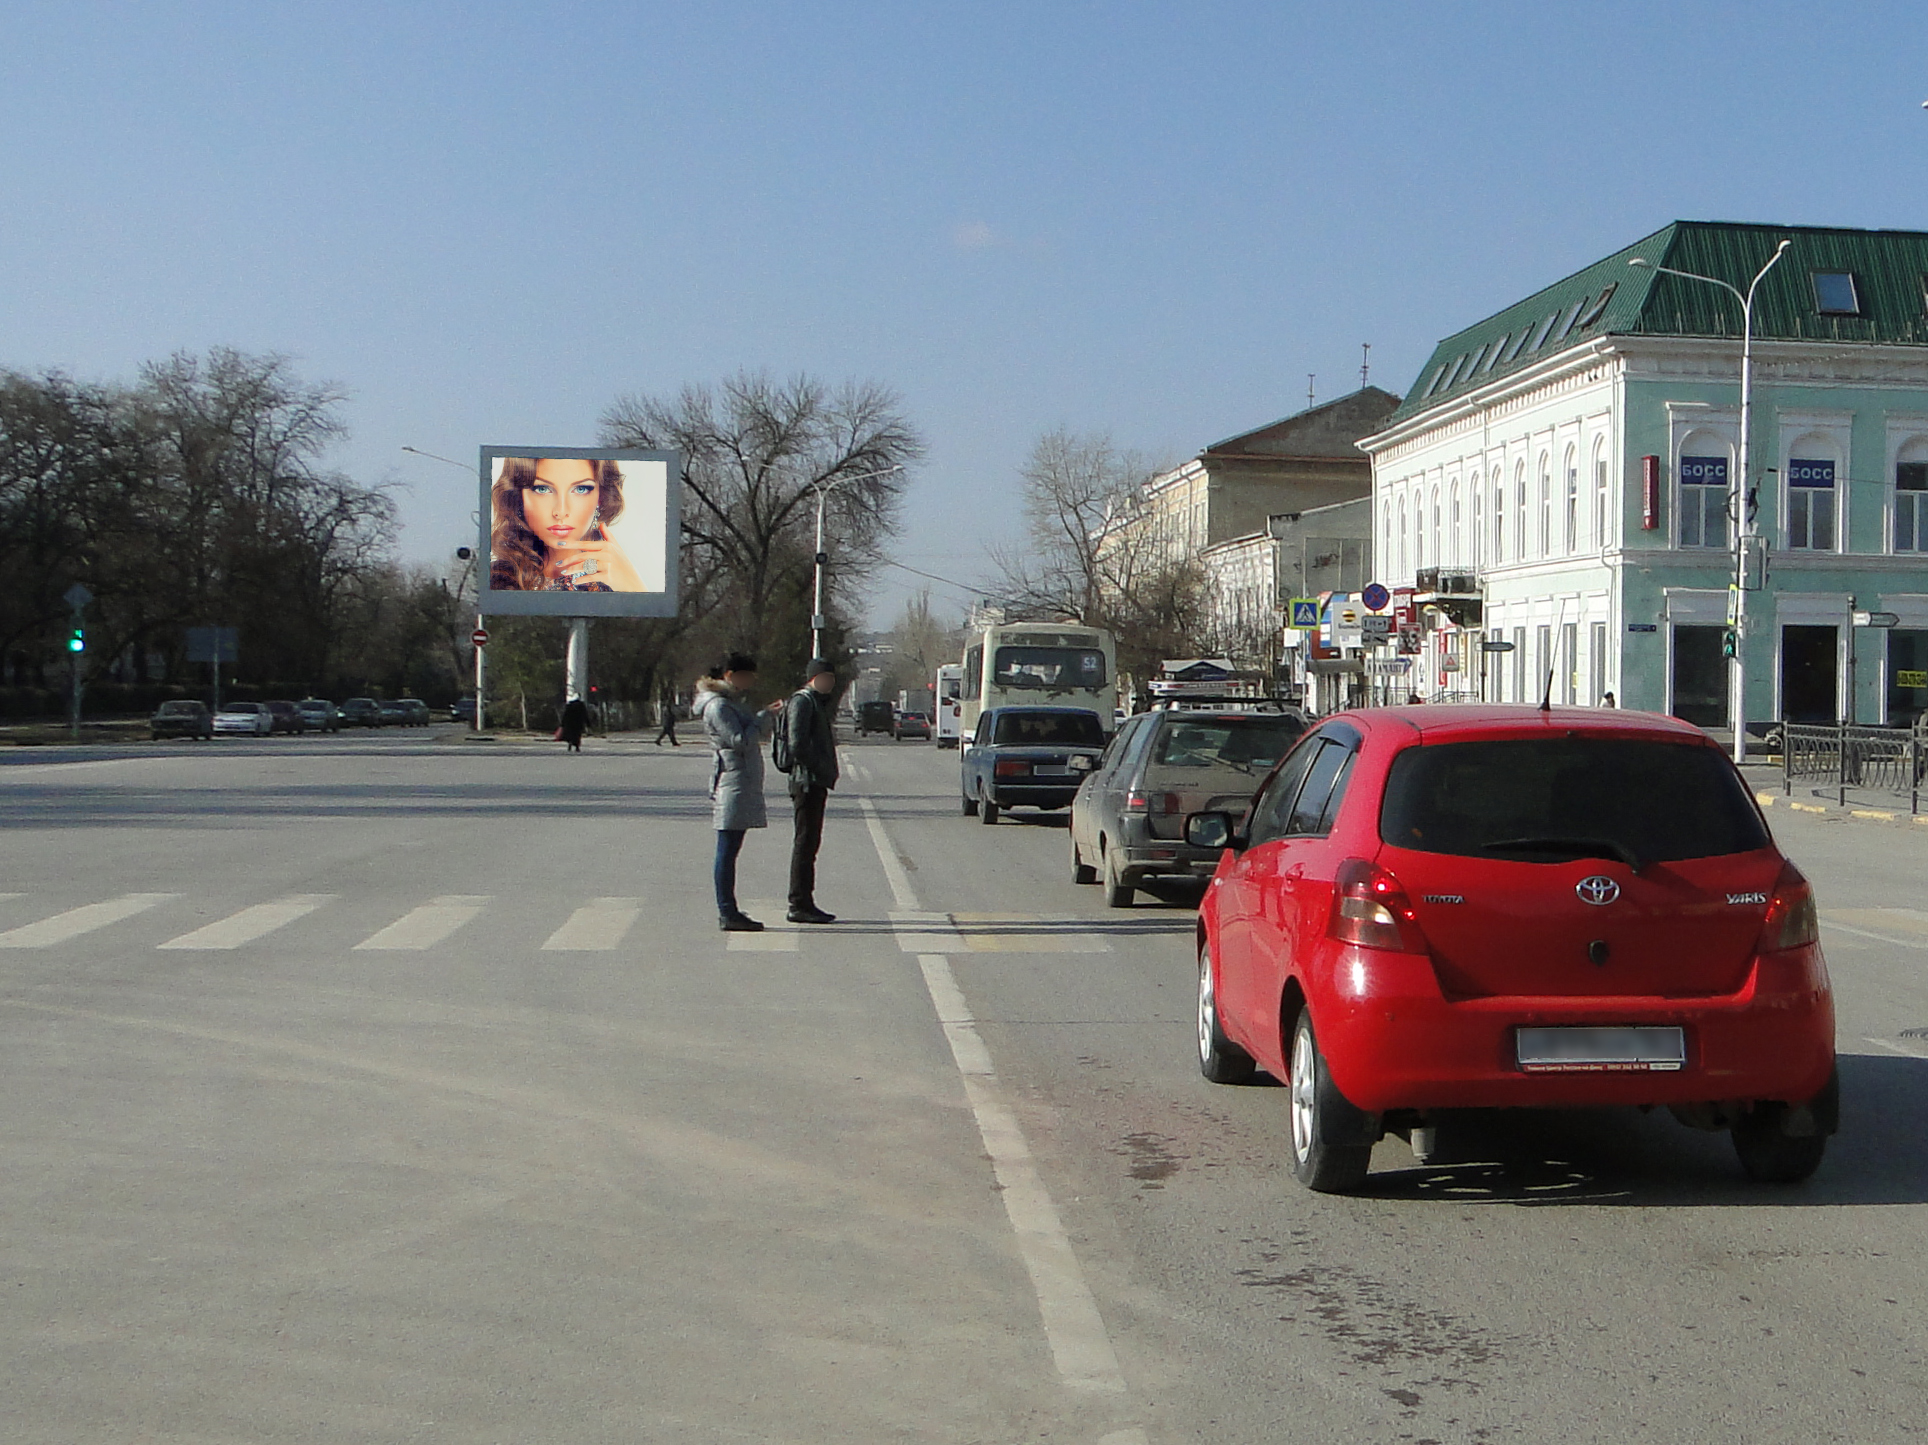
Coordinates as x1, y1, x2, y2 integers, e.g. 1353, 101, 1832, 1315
694, 654, 784, 931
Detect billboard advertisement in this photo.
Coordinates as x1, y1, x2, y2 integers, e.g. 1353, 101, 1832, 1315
478, 446, 681, 617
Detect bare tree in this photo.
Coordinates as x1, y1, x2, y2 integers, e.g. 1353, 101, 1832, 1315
600, 373, 925, 666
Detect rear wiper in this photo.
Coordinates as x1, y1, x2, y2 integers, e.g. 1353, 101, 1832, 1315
1481, 836, 1642, 871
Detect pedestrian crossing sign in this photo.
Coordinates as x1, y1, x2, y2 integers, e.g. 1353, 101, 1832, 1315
1289, 598, 1320, 629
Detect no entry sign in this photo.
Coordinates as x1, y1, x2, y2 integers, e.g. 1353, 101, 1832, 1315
471, 628, 490, 647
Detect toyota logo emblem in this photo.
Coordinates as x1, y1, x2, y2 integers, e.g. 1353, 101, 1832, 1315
1576, 875, 1621, 905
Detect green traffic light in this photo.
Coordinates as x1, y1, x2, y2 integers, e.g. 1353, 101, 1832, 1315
68, 629, 85, 653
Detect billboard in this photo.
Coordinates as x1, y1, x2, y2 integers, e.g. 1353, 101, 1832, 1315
478, 446, 681, 618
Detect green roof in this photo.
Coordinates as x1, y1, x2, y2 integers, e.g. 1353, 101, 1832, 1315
1385, 221, 1928, 426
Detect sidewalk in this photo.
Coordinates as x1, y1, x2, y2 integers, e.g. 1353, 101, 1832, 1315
1742, 760, 1928, 826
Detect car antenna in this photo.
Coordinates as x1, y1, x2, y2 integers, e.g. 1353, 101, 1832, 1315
1539, 597, 1570, 713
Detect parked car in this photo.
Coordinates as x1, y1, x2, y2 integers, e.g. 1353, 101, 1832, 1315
296, 698, 341, 733
378, 699, 410, 727
450, 696, 477, 723
1190, 704, 1838, 1193
856, 700, 894, 737
212, 701, 273, 736
1070, 704, 1306, 906
960, 706, 1107, 823
150, 699, 213, 741
339, 697, 383, 728
893, 711, 932, 740
263, 700, 303, 734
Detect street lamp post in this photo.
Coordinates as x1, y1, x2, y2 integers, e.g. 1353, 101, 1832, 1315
1630, 239, 1791, 764
808, 465, 903, 659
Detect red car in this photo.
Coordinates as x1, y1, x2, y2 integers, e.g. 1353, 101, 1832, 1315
1189, 705, 1836, 1192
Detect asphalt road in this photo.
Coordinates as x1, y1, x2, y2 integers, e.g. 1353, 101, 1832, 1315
2, 729, 1924, 1443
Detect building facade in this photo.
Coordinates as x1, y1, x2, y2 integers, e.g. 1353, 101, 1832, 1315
1360, 221, 1928, 730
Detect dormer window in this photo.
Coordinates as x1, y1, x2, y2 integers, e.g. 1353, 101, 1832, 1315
1812, 271, 1861, 316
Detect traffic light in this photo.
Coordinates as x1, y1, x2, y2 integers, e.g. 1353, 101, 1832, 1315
1721, 628, 1738, 658
67, 626, 85, 654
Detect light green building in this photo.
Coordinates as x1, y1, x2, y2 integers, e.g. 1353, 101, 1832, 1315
1359, 220, 1928, 734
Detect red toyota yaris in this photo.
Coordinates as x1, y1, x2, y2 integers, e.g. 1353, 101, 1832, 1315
1188, 705, 1837, 1192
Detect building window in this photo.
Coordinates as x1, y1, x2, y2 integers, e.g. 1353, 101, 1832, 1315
1590, 620, 1608, 704
1593, 443, 1609, 550
1513, 464, 1527, 563
1897, 459, 1928, 552
1450, 484, 1462, 564
1679, 455, 1730, 549
1812, 272, 1861, 316
1787, 458, 1837, 551
1398, 506, 1408, 575
1512, 626, 1527, 701
1470, 484, 1483, 567
1535, 625, 1552, 703
1491, 471, 1504, 562
1538, 459, 1552, 557
1563, 448, 1579, 553
1413, 493, 1424, 571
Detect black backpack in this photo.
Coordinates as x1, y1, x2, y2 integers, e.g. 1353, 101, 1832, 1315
771, 695, 797, 773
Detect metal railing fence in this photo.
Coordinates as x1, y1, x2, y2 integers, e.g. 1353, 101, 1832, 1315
1781, 722, 1922, 813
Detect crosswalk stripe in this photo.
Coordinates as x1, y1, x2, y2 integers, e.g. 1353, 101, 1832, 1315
157, 896, 335, 951
353, 895, 490, 951
0, 893, 179, 948
726, 900, 800, 952
951, 912, 1110, 954
541, 897, 641, 951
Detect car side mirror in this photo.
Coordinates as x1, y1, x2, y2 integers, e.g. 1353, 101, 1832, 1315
1069, 754, 1096, 772
1185, 811, 1243, 852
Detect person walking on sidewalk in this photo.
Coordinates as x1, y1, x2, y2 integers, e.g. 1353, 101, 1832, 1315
695, 654, 784, 932
559, 695, 589, 752
653, 680, 681, 746
783, 658, 841, 924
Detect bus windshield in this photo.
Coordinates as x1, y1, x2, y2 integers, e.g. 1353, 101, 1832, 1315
993, 646, 1108, 691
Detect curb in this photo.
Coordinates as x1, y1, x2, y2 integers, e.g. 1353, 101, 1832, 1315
1753, 790, 1928, 827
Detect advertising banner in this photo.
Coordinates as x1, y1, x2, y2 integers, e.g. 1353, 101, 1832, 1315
479, 447, 682, 618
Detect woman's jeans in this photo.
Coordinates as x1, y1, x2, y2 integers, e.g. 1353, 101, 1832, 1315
713, 829, 747, 917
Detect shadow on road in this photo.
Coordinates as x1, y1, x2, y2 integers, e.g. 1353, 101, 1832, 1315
1351, 1052, 1928, 1207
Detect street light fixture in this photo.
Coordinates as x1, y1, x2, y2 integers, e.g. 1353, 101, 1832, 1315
1629, 238, 1792, 764
404, 445, 488, 730
807, 465, 903, 659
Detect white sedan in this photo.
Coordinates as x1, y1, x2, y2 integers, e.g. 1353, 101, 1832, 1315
212, 702, 272, 736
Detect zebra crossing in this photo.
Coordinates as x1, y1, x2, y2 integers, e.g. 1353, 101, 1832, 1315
0, 889, 1119, 956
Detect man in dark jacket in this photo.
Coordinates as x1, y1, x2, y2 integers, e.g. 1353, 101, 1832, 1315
783, 659, 841, 924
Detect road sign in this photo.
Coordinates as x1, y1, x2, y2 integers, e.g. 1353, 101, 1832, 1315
472, 627, 491, 647
1898, 670, 1928, 689
1480, 639, 1516, 653
185, 626, 239, 664
1361, 614, 1393, 643
1853, 611, 1900, 628
1288, 598, 1320, 628
1361, 582, 1390, 612
63, 582, 94, 610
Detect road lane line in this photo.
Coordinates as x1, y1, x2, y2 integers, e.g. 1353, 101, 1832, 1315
891, 910, 964, 953
1866, 1036, 1928, 1058
157, 895, 334, 950
353, 895, 490, 951
0, 893, 178, 948
540, 897, 641, 951
858, 797, 919, 910
859, 795, 1129, 1398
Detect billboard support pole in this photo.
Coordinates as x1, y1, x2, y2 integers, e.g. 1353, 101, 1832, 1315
566, 618, 589, 703
474, 613, 486, 731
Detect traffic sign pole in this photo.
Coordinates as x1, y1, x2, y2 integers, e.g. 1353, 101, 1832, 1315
473, 615, 486, 732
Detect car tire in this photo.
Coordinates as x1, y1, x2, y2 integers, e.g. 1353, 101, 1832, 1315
1732, 1069, 1836, 1183
1197, 945, 1256, 1084
962, 789, 978, 816
1071, 835, 1097, 885
979, 794, 999, 825
1287, 1009, 1373, 1193
1101, 845, 1133, 908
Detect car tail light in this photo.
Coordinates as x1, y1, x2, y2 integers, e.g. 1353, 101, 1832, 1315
1328, 858, 1425, 952
994, 759, 1032, 778
1122, 788, 1148, 813
1760, 860, 1819, 952
1146, 792, 1184, 815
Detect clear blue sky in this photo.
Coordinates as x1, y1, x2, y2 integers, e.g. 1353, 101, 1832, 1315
4, 2, 1925, 624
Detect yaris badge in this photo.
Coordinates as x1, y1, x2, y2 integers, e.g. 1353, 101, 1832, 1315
1576, 875, 1621, 905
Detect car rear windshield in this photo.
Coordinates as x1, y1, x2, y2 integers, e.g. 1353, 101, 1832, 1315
1151, 715, 1305, 770
157, 701, 198, 715
992, 711, 1104, 747
993, 646, 1108, 690
1380, 737, 1769, 865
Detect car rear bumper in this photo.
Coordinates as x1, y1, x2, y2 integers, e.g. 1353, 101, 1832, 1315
986, 783, 1080, 809
1297, 944, 1837, 1112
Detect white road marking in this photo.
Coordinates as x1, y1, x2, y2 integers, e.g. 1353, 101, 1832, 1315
541, 897, 641, 951
158, 895, 334, 950
0, 893, 178, 948
953, 912, 1110, 954
891, 910, 963, 953
1822, 918, 1928, 949
1866, 1035, 1928, 1058
725, 901, 800, 952
860, 797, 1129, 1398
353, 895, 490, 951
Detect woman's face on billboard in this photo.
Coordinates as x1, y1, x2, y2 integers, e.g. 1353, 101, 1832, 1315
521, 459, 601, 550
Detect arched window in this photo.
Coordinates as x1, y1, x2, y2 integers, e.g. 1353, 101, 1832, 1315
1538, 455, 1553, 557
1414, 492, 1425, 571
1786, 434, 1839, 551
1449, 482, 1461, 564
1513, 462, 1527, 562
1492, 469, 1504, 562
1678, 429, 1733, 549
1470, 483, 1483, 568
1431, 486, 1442, 569
1592, 439, 1610, 550
1398, 501, 1409, 575
1896, 439, 1928, 552
1383, 499, 1394, 569
1563, 446, 1579, 553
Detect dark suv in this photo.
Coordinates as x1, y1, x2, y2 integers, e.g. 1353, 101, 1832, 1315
961, 706, 1106, 824
150, 699, 213, 741
339, 697, 383, 727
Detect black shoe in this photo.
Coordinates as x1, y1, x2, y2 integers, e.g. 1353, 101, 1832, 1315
786, 906, 836, 924
720, 912, 764, 932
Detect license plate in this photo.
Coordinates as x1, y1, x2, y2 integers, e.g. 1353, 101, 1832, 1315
1515, 1026, 1685, 1072
1032, 765, 1072, 777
